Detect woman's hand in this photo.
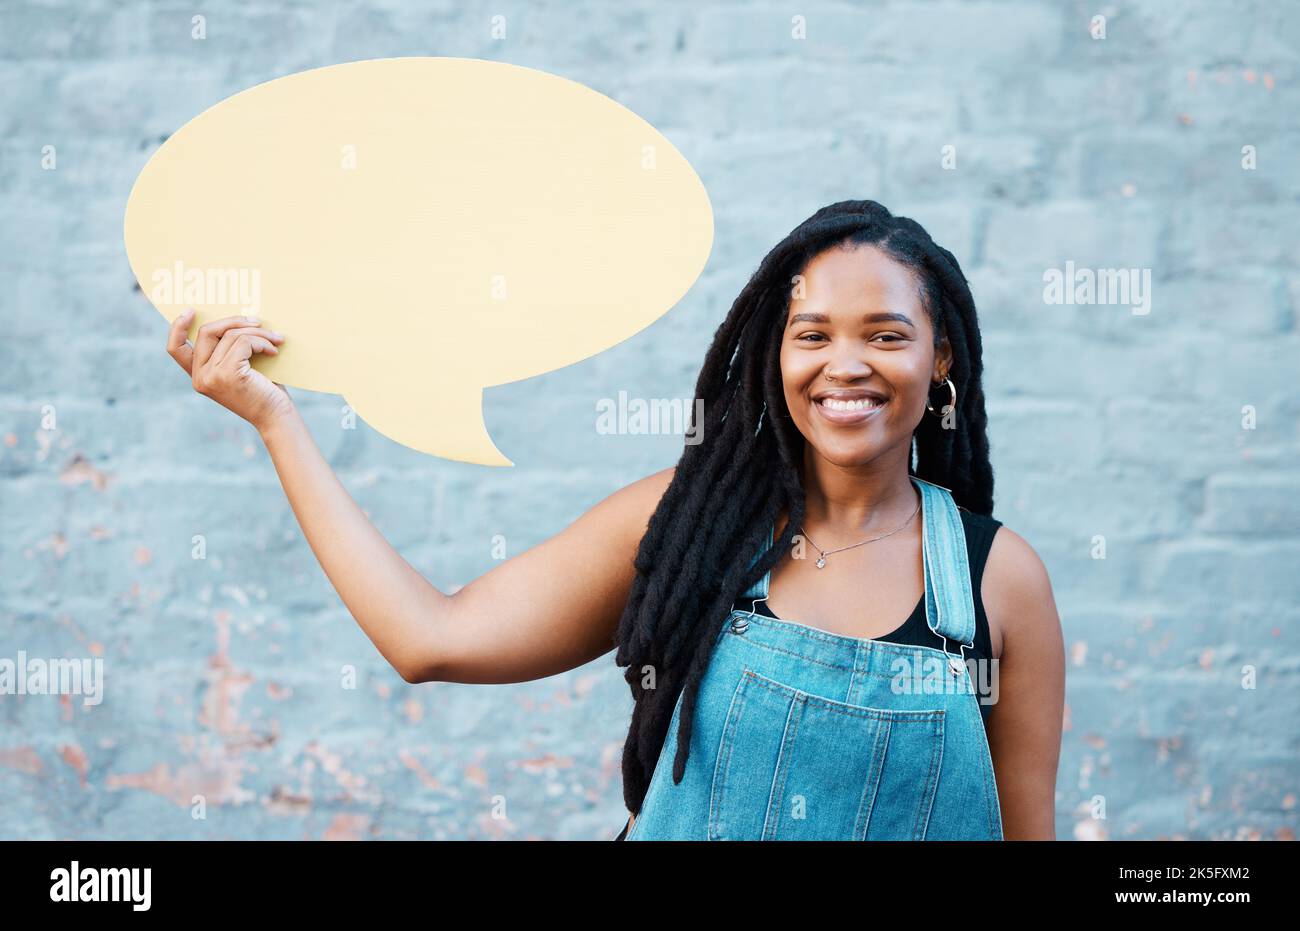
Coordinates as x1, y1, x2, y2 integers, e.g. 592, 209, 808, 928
165, 308, 294, 430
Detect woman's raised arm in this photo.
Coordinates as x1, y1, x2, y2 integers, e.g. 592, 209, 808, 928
165, 309, 674, 686
405, 465, 675, 684
260, 409, 674, 685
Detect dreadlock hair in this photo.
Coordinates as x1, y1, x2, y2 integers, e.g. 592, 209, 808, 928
612, 198, 995, 816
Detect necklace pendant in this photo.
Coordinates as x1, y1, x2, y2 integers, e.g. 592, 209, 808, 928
815, 556, 826, 569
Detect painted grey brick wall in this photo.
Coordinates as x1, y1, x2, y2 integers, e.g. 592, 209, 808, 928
1, 0, 1297, 840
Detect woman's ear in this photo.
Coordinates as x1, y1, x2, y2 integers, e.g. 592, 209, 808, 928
936, 331, 954, 378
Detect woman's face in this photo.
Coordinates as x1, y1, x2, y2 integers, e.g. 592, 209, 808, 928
779, 244, 951, 468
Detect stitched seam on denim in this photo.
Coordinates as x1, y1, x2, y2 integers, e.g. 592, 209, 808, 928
733, 634, 959, 680
728, 610, 972, 663
846, 639, 861, 703
986, 755, 999, 839
977, 705, 1002, 839
921, 482, 939, 641
708, 672, 750, 841
730, 635, 854, 672
763, 695, 800, 839
956, 667, 1002, 839
859, 715, 892, 839
743, 669, 945, 720
942, 494, 978, 646
948, 500, 976, 644
853, 714, 887, 840
912, 713, 945, 839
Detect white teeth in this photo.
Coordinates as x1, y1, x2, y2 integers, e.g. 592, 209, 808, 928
819, 397, 883, 411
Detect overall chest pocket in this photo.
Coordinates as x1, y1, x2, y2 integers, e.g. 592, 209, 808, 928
708, 668, 946, 840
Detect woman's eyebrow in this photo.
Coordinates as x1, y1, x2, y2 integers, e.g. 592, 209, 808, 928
787, 310, 915, 327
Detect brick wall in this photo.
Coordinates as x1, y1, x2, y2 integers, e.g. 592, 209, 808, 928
1, 0, 1296, 840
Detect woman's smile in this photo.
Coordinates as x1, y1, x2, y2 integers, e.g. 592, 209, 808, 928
811, 393, 889, 425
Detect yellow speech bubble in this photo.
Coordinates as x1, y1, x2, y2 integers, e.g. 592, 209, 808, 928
124, 57, 713, 465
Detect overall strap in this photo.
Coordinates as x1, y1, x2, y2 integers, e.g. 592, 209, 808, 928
913, 476, 978, 648
739, 523, 775, 603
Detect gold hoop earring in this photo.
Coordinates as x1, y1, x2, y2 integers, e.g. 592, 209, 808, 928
926, 376, 956, 416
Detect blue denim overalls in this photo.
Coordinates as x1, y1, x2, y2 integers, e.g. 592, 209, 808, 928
624, 475, 1003, 840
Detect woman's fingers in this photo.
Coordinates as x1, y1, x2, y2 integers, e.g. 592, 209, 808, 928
193, 314, 266, 370
165, 309, 295, 428
165, 308, 198, 374
209, 327, 278, 371
208, 326, 284, 370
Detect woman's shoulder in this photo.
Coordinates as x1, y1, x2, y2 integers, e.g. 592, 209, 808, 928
955, 507, 1003, 575
980, 521, 1048, 594
956, 505, 1003, 535
566, 466, 677, 568
976, 519, 1060, 657
600, 466, 677, 520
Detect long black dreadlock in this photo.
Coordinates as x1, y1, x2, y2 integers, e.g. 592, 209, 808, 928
612, 199, 995, 816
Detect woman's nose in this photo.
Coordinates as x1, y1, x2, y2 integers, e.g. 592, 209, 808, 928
824, 355, 872, 382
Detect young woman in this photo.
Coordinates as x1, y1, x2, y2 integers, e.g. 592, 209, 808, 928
163, 199, 1064, 841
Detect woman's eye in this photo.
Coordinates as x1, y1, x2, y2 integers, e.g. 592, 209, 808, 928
797, 333, 904, 344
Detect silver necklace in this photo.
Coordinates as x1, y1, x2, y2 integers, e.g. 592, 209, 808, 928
800, 496, 920, 569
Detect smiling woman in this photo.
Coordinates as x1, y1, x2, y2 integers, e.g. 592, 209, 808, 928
612, 199, 1065, 840
163, 197, 1062, 842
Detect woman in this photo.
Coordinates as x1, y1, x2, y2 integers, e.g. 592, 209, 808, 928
163, 199, 1064, 840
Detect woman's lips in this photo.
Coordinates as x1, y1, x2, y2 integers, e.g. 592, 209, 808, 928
812, 396, 887, 425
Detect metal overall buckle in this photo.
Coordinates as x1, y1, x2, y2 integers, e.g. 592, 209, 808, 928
940, 634, 972, 678
730, 595, 766, 634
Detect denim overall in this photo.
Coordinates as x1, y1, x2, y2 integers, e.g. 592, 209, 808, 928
624, 475, 1003, 840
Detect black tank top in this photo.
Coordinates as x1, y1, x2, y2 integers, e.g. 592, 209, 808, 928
613, 508, 1001, 840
